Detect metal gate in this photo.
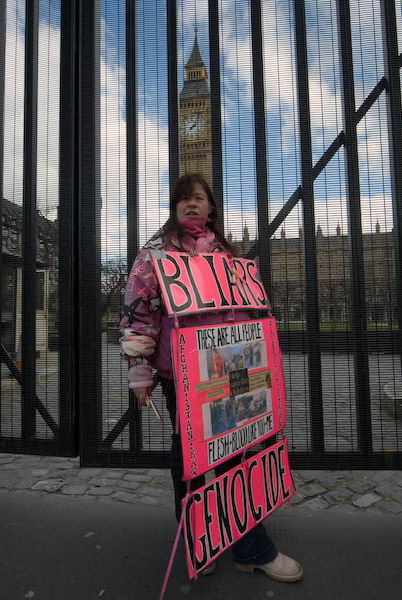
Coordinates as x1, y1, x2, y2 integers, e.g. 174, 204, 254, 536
1, 0, 401, 469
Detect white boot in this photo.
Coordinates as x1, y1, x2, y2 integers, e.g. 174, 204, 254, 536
235, 552, 303, 582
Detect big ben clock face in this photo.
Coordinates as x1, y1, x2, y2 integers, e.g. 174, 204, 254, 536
181, 115, 205, 139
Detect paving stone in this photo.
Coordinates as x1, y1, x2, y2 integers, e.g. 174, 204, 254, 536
138, 487, 165, 497
298, 471, 324, 483
347, 481, 374, 494
0, 470, 18, 479
123, 474, 152, 483
300, 483, 327, 497
15, 457, 47, 466
100, 471, 124, 480
45, 456, 80, 464
0, 463, 19, 471
375, 500, 402, 514
46, 470, 78, 479
153, 477, 173, 488
77, 469, 102, 479
326, 487, 354, 502
127, 468, 147, 474
370, 471, 395, 484
352, 493, 381, 508
289, 492, 307, 505
139, 496, 159, 506
44, 462, 74, 470
88, 478, 119, 487
61, 485, 88, 496
316, 473, 347, 487
16, 469, 50, 479
390, 489, 402, 503
374, 484, 398, 497
14, 479, 37, 490
32, 480, 64, 492
87, 487, 115, 496
118, 481, 140, 491
0, 489, 11, 495
112, 491, 139, 504
148, 469, 168, 478
302, 498, 329, 510
0, 479, 18, 488
0, 458, 15, 465
59, 477, 81, 485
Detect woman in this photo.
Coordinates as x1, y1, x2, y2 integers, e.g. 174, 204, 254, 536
120, 173, 303, 582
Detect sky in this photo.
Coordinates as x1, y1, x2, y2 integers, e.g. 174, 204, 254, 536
2, 0, 402, 260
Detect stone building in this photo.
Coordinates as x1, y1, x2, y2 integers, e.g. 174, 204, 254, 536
1, 198, 58, 355
233, 222, 396, 326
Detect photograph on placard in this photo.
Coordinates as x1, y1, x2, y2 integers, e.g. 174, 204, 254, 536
198, 340, 267, 382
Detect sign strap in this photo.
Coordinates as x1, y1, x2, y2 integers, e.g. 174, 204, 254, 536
159, 486, 192, 600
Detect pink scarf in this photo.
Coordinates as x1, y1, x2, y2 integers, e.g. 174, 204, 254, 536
180, 217, 216, 253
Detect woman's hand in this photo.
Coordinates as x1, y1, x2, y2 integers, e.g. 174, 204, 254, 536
134, 386, 153, 406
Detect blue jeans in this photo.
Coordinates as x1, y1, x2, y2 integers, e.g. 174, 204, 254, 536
160, 377, 278, 565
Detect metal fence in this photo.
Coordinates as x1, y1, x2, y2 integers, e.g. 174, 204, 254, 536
1, 0, 402, 469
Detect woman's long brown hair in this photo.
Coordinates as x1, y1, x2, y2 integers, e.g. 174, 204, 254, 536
152, 173, 235, 255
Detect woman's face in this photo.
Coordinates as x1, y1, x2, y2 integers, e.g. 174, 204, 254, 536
176, 182, 211, 223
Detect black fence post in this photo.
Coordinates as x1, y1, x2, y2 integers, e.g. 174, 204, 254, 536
336, 0, 372, 454
78, 0, 102, 461
126, 0, 139, 267
126, 0, 142, 454
0, 1, 6, 400
58, 0, 79, 455
167, 0, 179, 195
250, 0, 272, 296
21, 0, 39, 441
380, 0, 402, 373
208, 0, 224, 231
293, 0, 324, 455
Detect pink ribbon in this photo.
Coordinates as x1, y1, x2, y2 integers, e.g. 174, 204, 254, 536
159, 489, 192, 600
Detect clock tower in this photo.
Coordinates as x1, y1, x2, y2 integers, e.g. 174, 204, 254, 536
179, 29, 212, 184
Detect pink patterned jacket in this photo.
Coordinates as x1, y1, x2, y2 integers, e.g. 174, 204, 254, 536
119, 234, 250, 389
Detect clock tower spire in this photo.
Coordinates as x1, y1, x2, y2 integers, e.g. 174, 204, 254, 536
179, 29, 212, 184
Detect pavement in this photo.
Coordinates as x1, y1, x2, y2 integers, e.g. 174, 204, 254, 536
1, 454, 402, 599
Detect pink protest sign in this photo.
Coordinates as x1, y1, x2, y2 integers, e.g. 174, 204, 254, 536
171, 318, 286, 480
182, 438, 293, 579
152, 252, 270, 316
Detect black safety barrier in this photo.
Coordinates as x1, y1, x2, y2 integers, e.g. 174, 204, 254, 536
1, 0, 401, 469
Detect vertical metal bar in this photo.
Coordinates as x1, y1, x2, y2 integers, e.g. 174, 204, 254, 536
21, 0, 39, 440
336, 0, 372, 453
293, 0, 324, 454
58, 0, 78, 454
0, 0, 6, 377
167, 0, 179, 194
126, 0, 139, 266
78, 0, 102, 461
208, 0, 224, 231
126, 0, 142, 454
380, 0, 402, 374
250, 0, 272, 296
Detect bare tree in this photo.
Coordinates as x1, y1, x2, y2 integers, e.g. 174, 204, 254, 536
101, 258, 127, 325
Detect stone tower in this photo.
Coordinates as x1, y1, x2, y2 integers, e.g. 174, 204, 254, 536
179, 29, 212, 184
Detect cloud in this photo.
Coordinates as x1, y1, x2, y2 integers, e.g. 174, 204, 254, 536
3, 1, 61, 216
3, 0, 26, 206
3, 1, 170, 260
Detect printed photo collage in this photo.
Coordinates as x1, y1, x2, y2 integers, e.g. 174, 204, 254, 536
199, 339, 273, 440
